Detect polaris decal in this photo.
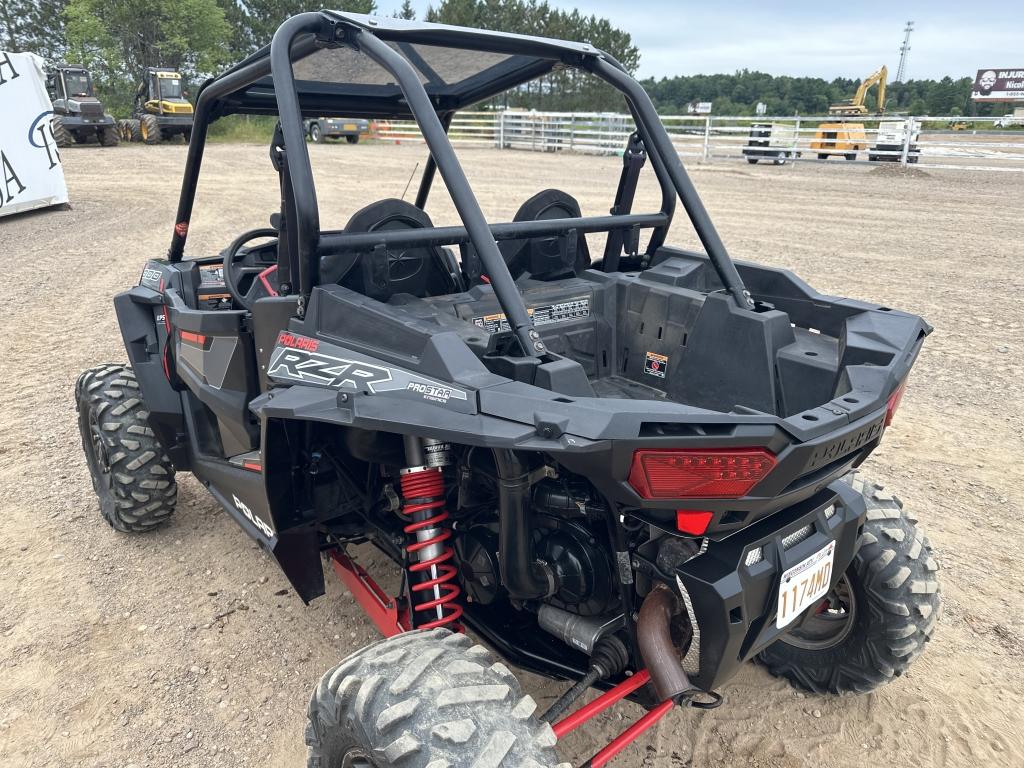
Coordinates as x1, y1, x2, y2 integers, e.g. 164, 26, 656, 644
267, 333, 469, 407
232, 494, 274, 538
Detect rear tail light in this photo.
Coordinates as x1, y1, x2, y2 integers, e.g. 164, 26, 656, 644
676, 510, 714, 535
628, 448, 777, 499
885, 380, 908, 427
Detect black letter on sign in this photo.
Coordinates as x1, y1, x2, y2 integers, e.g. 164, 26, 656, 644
36, 121, 60, 169
0, 52, 19, 86
1, 151, 27, 204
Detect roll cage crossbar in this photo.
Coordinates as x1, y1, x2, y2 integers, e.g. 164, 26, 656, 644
168, 11, 752, 357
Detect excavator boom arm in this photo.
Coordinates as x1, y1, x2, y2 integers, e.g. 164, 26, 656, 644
852, 65, 887, 111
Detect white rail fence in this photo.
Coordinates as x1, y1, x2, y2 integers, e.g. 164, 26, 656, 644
369, 112, 1024, 172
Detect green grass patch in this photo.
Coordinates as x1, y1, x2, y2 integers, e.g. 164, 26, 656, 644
207, 115, 280, 143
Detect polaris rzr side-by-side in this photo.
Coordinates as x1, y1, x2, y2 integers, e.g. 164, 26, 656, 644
76, 12, 939, 767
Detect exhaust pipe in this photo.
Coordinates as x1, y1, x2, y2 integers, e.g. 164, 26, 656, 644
637, 582, 695, 701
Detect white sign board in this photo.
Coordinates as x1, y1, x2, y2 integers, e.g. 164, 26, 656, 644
0, 51, 69, 218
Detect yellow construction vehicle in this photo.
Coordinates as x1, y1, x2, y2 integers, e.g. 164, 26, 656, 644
119, 68, 194, 144
828, 66, 887, 116
812, 66, 886, 160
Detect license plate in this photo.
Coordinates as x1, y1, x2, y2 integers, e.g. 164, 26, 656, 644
344, 123, 356, 131
776, 541, 835, 629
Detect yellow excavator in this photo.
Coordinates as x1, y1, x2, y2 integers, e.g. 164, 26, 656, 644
812, 65, 887, 160
828, 65, 887, 116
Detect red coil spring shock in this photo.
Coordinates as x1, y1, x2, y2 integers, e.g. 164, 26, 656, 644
399, 466, 463, 631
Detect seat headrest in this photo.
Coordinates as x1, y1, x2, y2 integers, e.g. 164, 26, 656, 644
499, 189, 591, 280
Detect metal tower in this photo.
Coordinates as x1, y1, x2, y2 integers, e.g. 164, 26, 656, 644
895, 21, 914, 82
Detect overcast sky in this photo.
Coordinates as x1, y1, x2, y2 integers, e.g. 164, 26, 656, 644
401, 1, 1022, 81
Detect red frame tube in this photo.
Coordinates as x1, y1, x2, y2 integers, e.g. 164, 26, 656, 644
553, 669, 651, 739
584, 698, 675, 768
329, 551, 408, 637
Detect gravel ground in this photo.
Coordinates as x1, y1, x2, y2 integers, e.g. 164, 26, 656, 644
1, 143, 1022, 768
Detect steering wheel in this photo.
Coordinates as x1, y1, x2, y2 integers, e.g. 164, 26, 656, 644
222, 228, 280, 311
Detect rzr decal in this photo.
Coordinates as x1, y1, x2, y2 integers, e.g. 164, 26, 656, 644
268, 348, 394, 390
267, 334, 468, 404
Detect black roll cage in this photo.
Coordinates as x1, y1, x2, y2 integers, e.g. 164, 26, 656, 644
168, 11, 752, 357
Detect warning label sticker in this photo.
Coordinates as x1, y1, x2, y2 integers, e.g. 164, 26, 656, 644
644, 351, 668, 378
472, 296, 590, 334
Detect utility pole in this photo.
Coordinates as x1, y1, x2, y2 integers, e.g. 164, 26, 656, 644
895, 21, 914, 82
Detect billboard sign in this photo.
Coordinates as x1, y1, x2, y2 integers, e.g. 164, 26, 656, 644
971, 68, 1024, 101
0, 51, 69, 218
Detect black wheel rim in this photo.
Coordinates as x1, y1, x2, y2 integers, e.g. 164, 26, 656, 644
781, 574, 857, 650
340, 748, 377, 768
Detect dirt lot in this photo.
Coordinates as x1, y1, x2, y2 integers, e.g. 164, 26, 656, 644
1, 143, 1022, 768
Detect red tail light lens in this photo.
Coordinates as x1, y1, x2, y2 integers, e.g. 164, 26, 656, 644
885, 380, 908, 427
676, 510, 715, 535
628, 448, 777, 499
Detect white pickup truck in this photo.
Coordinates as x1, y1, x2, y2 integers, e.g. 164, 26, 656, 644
869, 120, 921, 163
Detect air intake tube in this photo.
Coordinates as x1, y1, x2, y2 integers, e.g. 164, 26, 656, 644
494, 449, 558, 600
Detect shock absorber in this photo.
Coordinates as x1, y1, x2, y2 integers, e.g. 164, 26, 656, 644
399, 436, 463, 631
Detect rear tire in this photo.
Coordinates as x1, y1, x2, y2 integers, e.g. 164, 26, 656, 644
816, 152, 828, 160
346, 134, 360, 144
758, 471, 940, 694
76, 364, 177, 533
100, 124, 119, 147
127, 119, 142, 143
844, 153, 856, 161
746, 157, 759, 164
51, 117, 71, 147
306, 628, 566, 768
310, 123, 323, 143
140, 114, 162, 144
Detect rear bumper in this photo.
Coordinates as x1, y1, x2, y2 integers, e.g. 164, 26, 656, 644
671, 478, 865, 691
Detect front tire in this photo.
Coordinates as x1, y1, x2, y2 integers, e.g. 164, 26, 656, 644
310, 123, 323, 143
140, 114, 162, 144
758, 472, 940, 694
306, 628, 566, 768
76, 364, 177, 532
346, 134, 360, 144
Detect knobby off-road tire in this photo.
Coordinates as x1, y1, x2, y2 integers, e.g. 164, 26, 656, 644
759, 471, 940, 694
140, 114, 162, 144
51, 116, 71, 147
306, 628, 568, 768
76, 364, 177, 532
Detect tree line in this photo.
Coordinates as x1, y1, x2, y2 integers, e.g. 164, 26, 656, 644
642, 70, 1002, 117
0, 0, 1000, 118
